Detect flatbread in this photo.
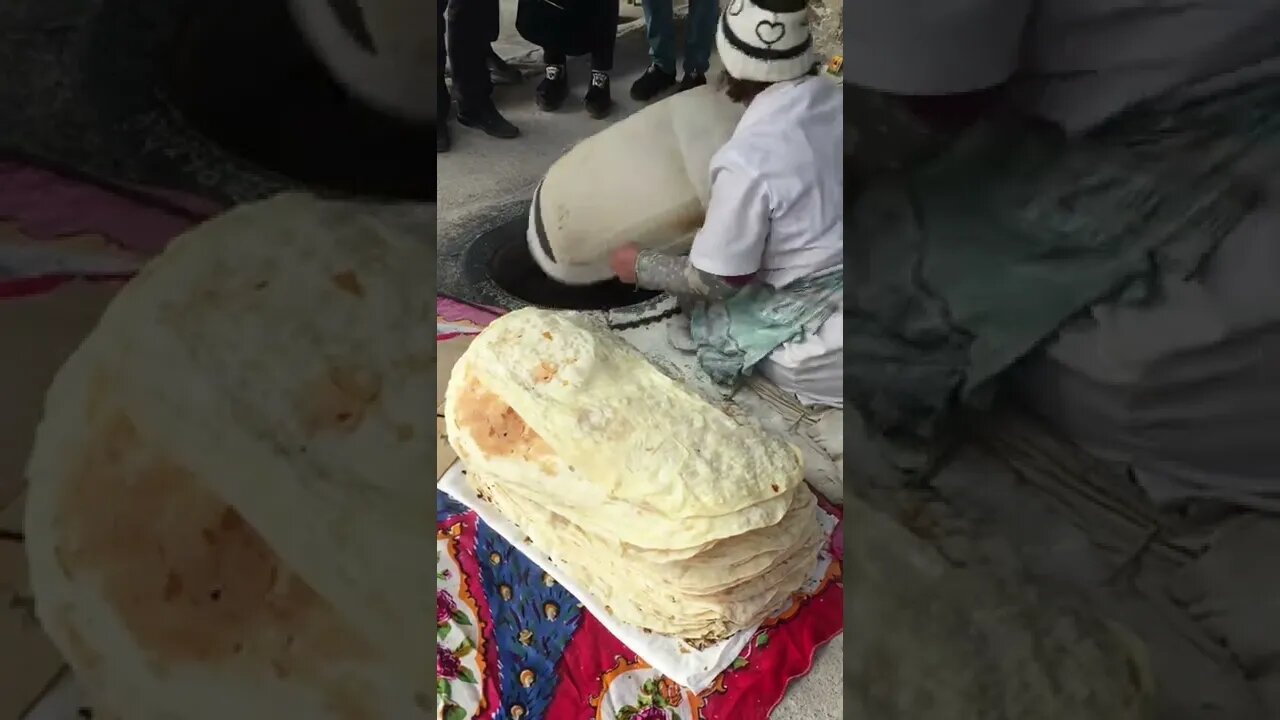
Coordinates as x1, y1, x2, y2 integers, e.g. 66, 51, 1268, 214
447, 309, 803, 524
26, 391, 422, 718
446, 357, 794, 550
468, 471, 821, 639
444, 307, 822, 639
486, 474, 822, 595
24, 194, 432, 717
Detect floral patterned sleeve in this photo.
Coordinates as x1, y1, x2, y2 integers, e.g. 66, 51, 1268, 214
633, 249, 741, 300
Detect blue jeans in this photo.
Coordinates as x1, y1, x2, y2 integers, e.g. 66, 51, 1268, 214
642, 0, 719, 76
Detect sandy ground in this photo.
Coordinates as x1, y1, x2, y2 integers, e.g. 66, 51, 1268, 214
437, 10, 845, 718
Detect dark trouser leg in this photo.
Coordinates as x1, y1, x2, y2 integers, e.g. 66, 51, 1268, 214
584, 0, 615, 118
487, 0, 501, 43
537, 45, 569, 111
544, 48, 567, 66
591, 0, 619, 72
446, 0, 496, 114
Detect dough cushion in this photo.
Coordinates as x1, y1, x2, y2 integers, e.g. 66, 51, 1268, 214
528, 85, 745, 284
444, 308, 821, 639
288, 0, 435, 122
24, 194, 432, 718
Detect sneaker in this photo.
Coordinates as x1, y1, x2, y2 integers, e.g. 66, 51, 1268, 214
437, 120, 451, 153
677, 72, 707, 93
456, 104, 520, 139
487, 49, 523, 86
584, 71, 613, 119
629, 64, 676, 102
535, 64, 569, 111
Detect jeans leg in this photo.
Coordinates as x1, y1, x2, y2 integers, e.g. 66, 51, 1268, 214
683, 0, 720, 75
641, 0, 677, 73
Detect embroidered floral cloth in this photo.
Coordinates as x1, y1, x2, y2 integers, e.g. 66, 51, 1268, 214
435, 295, 845, 720
0, 159, 217, 298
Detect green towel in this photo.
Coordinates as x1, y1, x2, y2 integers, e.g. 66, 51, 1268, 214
847, 80, 1280, 464
689, 266, 843, 389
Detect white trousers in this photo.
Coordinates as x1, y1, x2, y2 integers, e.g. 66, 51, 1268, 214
758, 311, 844, 410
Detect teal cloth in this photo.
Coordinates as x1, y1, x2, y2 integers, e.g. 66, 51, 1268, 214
689, 266, 843, 388
846, 79, 1280, 462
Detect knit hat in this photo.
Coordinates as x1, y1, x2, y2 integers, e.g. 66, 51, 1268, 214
717, 0, 814, 83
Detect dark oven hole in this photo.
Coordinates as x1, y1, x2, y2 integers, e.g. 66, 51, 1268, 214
479, 216, 661, 310
162, 0, 431, 200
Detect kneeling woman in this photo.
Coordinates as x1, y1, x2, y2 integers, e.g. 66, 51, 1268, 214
610, 0, 843, 408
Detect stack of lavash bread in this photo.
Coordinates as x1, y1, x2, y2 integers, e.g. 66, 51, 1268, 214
444, 307, 823, 641
23, 194, 432, 718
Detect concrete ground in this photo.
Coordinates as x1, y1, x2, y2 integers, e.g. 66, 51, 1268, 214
437, 10, 844, 719
437, 3, 686, 300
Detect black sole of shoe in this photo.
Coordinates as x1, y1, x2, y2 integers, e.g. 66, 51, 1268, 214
585, 102, 613, 120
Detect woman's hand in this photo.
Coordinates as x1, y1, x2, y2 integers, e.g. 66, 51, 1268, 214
609, 244, 641, 285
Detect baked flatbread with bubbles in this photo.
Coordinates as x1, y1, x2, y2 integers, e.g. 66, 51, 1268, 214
444, 308, 822, 639
24, 194, 432, 718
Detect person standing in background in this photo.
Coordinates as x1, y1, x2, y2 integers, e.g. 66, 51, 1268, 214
630, 0, 719, 102
517, 0, 619, 118
438, 0, 519, 153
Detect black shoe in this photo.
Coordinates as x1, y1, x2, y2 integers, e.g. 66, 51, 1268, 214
456, 104, 520, 139
584, 71, 613, 119
437, 121, 451, 153
677, 72, 707, 93
629, 64, 676, 102
535, 64, 569, 111
487, 49, 523, 86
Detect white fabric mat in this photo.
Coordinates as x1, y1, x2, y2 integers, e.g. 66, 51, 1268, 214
439, 461, 838, 691
438, 460, 751, 690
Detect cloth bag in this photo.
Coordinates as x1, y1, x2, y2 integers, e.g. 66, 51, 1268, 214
527, 86, 744, 284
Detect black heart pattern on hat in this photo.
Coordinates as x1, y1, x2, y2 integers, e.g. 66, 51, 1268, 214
755, 20, 785, 46
727, 0, 745, 16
